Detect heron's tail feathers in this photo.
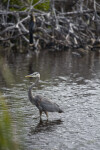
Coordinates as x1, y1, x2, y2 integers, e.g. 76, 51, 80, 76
59, 109, 63, 113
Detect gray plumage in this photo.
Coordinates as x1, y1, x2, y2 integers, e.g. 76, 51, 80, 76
33, 95, 62, 113
26, 72, 63, 119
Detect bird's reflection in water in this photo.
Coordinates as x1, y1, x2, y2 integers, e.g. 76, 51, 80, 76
29, 119, 63, 135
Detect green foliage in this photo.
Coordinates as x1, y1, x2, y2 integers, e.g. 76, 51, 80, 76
0, 57, 15, 86
33, 0, 50, 11
1, 0, 50, 11
1, 0, 22, 6
0, 94, 18, 150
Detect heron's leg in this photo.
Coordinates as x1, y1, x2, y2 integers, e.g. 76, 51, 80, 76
44, 111, 48, 120
39, 110, 42, 120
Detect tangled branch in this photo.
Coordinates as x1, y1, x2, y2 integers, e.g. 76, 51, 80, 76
0, 0, 100, 51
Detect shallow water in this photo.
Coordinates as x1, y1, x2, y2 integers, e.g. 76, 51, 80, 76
0, 49, 100, 150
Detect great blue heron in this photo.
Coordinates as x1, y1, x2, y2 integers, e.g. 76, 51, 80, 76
25, 72, 63, 120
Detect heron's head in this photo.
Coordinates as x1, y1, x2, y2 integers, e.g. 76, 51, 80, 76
25, 72, 40, 79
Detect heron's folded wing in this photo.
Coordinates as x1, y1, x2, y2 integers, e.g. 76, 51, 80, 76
40, 98, 61, 112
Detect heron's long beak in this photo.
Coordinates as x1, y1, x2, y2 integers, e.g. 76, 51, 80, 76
25, 75, 33, 78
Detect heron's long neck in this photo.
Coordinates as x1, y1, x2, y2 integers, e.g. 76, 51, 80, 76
28, 77, 39, 104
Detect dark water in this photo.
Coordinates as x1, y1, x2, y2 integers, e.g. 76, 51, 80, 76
0, 49, 100, 150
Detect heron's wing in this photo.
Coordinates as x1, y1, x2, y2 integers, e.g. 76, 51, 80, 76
40, 97, 62, 112
34, 95, 63, 112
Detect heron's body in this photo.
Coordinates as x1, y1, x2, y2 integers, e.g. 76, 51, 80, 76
26, 72, 63, 119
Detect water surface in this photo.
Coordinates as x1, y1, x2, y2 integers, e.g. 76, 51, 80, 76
0, 49, 100, 150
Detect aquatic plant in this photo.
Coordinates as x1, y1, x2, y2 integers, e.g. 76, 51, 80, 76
0, 94, 18, 150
